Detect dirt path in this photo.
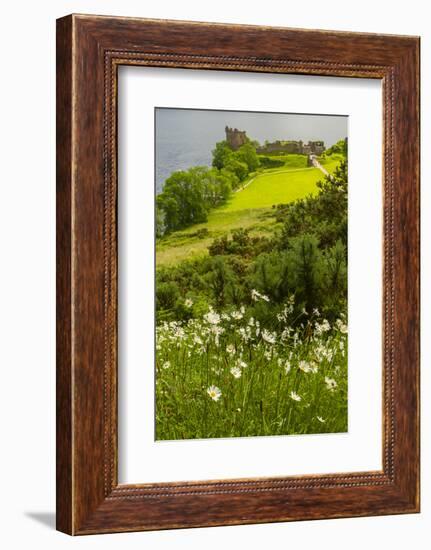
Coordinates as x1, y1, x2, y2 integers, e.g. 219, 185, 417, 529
309, 155, 330, 177
235, 176, 255, 193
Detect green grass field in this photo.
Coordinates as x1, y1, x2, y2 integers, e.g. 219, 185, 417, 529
156, 161, 332, 266
227, 167, 321, 211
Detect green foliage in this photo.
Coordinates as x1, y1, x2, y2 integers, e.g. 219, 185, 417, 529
258, 156, 285, 168
246, 236, 347, 320
195, 227, 209, 239
212, 139, 259, 181
324, 138, 348, 156
288, 234, 323, 313
235, 142, 260, 172
208, 228, 267, 258
223, 157, 249, 182
259, 153, 308, 169
156, 157, 348, 325
212, 140, 232, 169
205, 256, 237, 307
156, 166, 235, 234
248, 251, 291, 305
277, 159, 348, 249
155, 205, 166, 238
156, 281, 180, 312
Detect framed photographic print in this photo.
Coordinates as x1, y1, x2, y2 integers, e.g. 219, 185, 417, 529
56, 14, 420, 535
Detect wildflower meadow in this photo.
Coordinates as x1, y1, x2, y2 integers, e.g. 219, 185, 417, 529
156, 296, 347, 440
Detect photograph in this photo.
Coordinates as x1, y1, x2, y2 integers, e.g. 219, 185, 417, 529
155, 107, 348, 441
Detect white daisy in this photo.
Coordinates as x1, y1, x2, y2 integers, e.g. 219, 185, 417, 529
298, 360, 312, 373
290, 391, 301, 402
336, 319, 348, 333
231, 310, 243, 320
207, 385, 222, 402
226, 344, 236, 355
262, 329, 276, 345
204, 309, 221, 325
325, 376, 338, 391
230, 366, 242, 379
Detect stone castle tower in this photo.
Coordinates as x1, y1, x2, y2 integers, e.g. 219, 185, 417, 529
225, 126, 247, 150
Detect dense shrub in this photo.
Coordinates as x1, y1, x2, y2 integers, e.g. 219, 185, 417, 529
208, 228, 267, 258
258, 156, 285, 168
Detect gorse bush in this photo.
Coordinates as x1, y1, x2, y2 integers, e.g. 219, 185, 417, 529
208, 228, 265, 258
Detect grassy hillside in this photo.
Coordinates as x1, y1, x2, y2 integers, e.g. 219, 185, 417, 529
156, 162, 329, 267
227, 167, 321, 211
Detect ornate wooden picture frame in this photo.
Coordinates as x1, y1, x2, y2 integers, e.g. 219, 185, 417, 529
56, 14, 420, 535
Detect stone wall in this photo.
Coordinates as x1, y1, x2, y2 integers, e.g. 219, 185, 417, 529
257, 139, 325, 155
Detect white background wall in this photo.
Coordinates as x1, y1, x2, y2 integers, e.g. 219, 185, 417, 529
0, 0, 428, 548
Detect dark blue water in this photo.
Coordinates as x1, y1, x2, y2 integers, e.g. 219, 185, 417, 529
155, 136, 214, 194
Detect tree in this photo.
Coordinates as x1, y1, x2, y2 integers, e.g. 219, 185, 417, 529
156, 166, 235, 234
206, 256, 235, 307
236, 142, 260, 172
200, 168, 232, 207
325, 138, 348, 156
156, 194, 179, 234
288, 234, 323, 313
223, 158, 248, 182
158, 168, 208, 232
155, 204, 166, 237
248, 251, 291, 303
212, 140, 233, 169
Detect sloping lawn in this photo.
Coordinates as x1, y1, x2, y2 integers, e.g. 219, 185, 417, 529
224, 167, 321, 212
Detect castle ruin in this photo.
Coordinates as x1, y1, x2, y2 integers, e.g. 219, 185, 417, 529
225, 126, 248, 150
256, 139, 325, 155
225, 125, 326, 156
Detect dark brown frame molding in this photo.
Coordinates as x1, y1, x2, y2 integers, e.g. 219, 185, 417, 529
56, 14, 420, 535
